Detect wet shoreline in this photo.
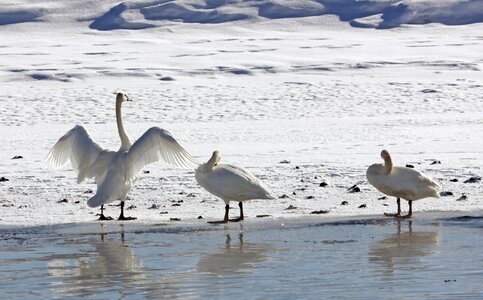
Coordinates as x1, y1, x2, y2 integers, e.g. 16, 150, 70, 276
1, 211, 482, 299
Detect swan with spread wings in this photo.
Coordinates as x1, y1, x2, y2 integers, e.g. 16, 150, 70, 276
48, 92, 198, 220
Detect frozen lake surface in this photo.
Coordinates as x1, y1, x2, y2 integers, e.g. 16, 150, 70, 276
1, 213, 482, 299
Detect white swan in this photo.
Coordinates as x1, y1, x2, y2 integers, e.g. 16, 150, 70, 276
48, 92, 198, 220
195, 151, 276, 224
366, 149, 440, 218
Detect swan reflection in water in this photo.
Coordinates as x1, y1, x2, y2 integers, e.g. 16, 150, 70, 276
197, 233, 271, 276
369, 220, 440, 275
48, 225, 145, 298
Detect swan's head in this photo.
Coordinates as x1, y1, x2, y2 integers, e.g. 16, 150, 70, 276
211, 150, 221, 166
116, 92, 131, 103
201, 150, 221, 172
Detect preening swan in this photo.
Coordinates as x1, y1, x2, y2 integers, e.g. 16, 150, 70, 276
195, 151, 276, 224
48, 92, 198, 220
366, 150, 440, 218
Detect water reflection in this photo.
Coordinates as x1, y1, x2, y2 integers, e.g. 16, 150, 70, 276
48, 225, 145, 298
369, 221, 440, 275
197, 233, 270, 275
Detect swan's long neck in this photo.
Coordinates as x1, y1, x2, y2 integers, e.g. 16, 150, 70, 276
383, 154, 393, 175
116, 99, 131, 151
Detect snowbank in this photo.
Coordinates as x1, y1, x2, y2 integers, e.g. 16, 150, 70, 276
1, 0, 483, 30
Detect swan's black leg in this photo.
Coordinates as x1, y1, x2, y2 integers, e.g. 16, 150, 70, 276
385, 198, 401, 217
230, 202, 244, 222
97, 205, 113, 221
399, 200, 413, 219
118, 201, 137, 221
209, 204, 229, 224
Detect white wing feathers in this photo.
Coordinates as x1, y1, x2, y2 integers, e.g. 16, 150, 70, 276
369, 166, 441, 200
126, 127, 199, 181
47, 125, 106, 183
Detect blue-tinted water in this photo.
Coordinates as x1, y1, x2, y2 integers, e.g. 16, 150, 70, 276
0, 215, 482, 299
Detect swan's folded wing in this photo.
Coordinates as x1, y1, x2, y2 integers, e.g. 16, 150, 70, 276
126, 127, 199, 180
200, 165, 276, 201
47, 125, 105, 183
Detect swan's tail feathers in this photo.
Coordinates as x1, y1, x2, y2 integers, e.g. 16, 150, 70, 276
427, 178, 441, 189
422, 176, 441, 198
264, 190, 278, 200
257, 185, 278, 200
431, 187, 441, 198
87, 194, 107, 208
88, 171, 122, 208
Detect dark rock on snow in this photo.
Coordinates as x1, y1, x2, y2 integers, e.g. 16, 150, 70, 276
464, 176, 481, 183
348, 185, 361, 193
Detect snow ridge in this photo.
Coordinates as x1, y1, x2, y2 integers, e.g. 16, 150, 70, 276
1, 0, 483, 30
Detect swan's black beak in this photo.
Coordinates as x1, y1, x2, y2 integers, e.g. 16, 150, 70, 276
126, 96, 133, 102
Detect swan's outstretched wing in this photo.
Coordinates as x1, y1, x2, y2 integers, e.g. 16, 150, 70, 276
47, 125, 107, 183
126, 127, 198, 181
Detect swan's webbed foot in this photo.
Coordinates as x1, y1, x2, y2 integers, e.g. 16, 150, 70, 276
397, 214, 412, 219
208, 204, 230, 224
97, 205, 113, 221
97, 214, 114, 221
118, 215, 137, 221
385, 198, 402, 218
398, 200, 413, 219
118, 201, 136, 220
229, 202, 244, 222
208, 219, 228, 224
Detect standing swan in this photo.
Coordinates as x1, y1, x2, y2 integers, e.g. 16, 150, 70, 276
48, 92, 198, 220
366, 150, 440, 218
195, 151, 276, 224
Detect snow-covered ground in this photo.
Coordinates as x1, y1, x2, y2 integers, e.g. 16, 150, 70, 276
0, 0, 482, 226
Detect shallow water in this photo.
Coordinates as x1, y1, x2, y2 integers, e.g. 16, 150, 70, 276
0, 215, 482, 299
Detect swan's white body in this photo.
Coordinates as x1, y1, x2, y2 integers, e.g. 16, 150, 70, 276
366, 150, 440, 217
367, 165, 440, 201
48, 93, 197, 219
195, 151, 276, 223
